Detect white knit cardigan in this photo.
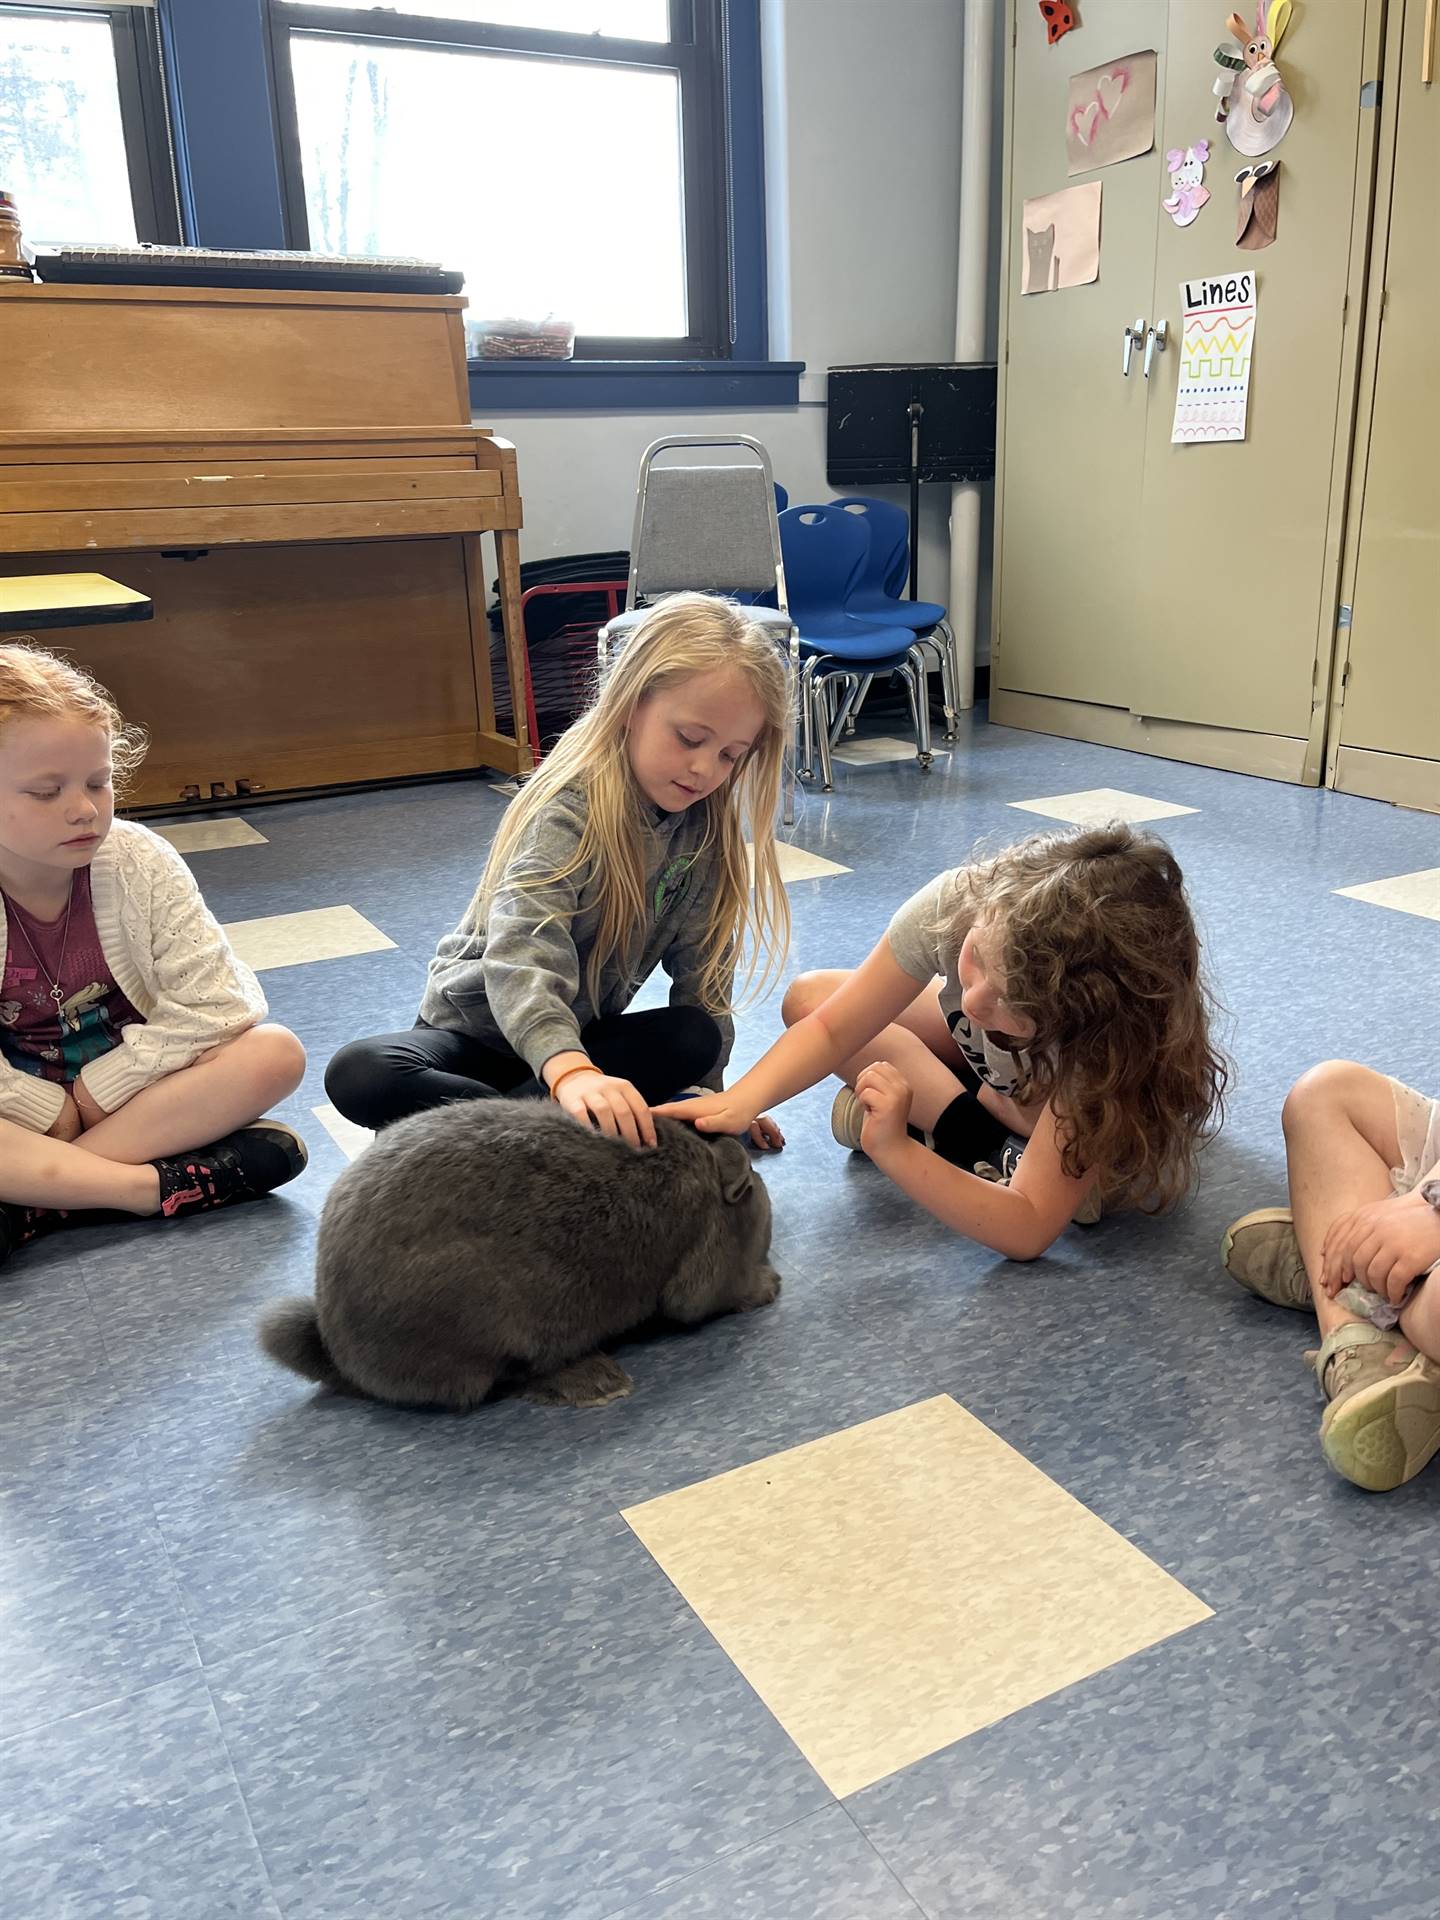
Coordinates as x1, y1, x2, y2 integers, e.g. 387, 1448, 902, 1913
0, 819, 267, 1134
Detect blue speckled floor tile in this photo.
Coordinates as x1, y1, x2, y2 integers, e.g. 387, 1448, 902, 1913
600, 1805, 922, 1919
208, 1514, 830, 1920
0, 1237, 112, 1406
0, 1671, 280, 1920
849, 1618, 1440, 1919
0, 1481, 198, 1738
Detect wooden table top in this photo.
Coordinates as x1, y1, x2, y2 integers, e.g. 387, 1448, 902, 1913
0, 572, 154, 633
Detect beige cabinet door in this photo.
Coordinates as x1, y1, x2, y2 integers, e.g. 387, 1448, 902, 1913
993, 0, 1168, 708
1331, 0, 1440, 794
1128, 0, 1378, 738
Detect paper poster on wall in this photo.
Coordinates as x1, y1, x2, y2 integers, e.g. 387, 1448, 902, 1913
1020, 181, 1101, 294
1038, 1, 1078, 45
1171, 272, 1258, 443
1065, 50, 1157, 174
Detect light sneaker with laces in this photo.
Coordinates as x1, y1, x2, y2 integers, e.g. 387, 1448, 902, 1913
1313, 1324, 1440, 1491
831, 1086, 865, 1151
1221, 1206, 1313, 1312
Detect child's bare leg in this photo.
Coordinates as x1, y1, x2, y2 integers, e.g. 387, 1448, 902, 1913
1284, 1061, 1408, 1341
76, 1024, 306, 1166
0, 1115, 160, 1214
782, 971, 967, 1132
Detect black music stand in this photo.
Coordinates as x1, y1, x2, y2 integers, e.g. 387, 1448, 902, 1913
826, 363, 997, 598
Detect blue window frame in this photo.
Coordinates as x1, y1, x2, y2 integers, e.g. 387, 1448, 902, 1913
157, 0, 800, 408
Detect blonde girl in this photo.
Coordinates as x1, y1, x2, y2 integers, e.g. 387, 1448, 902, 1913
660, 824, 1227, 1258
327, 593, 792, 1149
0, 644, 306, 1266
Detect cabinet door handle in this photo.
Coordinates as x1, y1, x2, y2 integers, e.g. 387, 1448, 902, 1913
1143, 318, 1169, 378
1424, 0, 1436, 85
1122, 316, 1147, 376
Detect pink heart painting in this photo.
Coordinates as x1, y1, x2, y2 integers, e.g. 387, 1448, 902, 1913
1095, 68, 1130, 118
1070, 97, 1103, 146
1065, 48, 1157, 174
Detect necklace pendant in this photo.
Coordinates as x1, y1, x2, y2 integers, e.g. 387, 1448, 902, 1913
49, 984, 64, 1008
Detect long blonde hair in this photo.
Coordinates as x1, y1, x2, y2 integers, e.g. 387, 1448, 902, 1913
949, 823, 1229, 1209
475, 593, 792, 1014
0, 643, 147, 796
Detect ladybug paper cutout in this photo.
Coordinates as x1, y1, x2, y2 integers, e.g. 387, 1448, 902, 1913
1039, 2, 1078, 46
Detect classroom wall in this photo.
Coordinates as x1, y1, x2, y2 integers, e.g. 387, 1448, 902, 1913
480, 0, 1003, 648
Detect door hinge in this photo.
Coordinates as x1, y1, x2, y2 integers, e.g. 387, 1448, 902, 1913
1360, 79, 1382, 109
1338, 603, 1353, 630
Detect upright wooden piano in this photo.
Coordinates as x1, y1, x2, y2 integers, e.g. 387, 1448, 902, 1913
0, 280, 530, 809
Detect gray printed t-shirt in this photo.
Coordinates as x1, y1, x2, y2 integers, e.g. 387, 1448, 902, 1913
885, 869, 1033, 1098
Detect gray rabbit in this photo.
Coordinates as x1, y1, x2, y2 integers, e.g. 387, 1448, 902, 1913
259, 1099, 780, 1410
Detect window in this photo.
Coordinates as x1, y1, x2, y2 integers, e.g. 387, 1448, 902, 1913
266, 1, 731, 358
0, 1, 177, 246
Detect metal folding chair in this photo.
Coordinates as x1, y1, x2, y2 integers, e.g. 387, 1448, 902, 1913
597, 435, 798, 823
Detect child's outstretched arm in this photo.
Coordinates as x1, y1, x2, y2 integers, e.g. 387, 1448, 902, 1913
653, 935, 925, 1134
855, 1062, 1092, 1261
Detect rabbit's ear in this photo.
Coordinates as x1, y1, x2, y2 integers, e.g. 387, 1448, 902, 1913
1266, 0, 1293, 51
1166, 148, 1185, 171
713, 1135, 754, 1205
1227, 11, 1250, 42
1194, 138, 1210, 162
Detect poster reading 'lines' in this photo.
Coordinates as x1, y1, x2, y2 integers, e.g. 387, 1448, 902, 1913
1172, 273, 1257, 444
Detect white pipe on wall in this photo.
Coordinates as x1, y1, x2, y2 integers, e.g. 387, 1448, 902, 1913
948, 0, 996, 709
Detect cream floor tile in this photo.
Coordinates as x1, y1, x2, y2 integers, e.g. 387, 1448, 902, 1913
832, 735, 947, 766
311, 1103, 374, 1162
766, 841, 852, 883
152, 817, 269, 853
222, 905, 396, 972
1008, 787, 1199, 826
624, 1395, 1212, 1799
1335, 867, 1440, 923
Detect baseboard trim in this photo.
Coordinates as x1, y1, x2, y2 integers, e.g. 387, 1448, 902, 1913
988, 688, 1312, 785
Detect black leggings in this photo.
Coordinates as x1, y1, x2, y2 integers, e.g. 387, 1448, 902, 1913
324, 1005, 723, 1132
930, 1060, 1013, 1170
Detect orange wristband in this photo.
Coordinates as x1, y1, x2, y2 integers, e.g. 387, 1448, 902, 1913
548, 1061, 598, 1100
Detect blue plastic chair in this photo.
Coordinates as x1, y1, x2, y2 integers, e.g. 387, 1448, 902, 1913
831, 497, 944, 624
778, 504, 933, 790
830, 496, 960, 739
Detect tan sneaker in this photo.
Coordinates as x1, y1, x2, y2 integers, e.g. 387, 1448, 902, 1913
1221, 1206, 1312, 1312
1315, 1326, 1440, 1491
831, 1086, 864, 1151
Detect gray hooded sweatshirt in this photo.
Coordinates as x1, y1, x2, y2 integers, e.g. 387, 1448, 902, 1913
418, 784, 732, 1088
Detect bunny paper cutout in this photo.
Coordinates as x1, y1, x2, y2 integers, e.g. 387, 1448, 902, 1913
1213, 0, 1294, 158
1163, 141, 1211, 227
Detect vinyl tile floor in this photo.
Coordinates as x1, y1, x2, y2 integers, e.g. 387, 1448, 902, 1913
5, 709, 1440, 1920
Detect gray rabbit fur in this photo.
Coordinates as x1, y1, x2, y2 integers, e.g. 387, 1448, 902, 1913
258, 1098, 780, 1410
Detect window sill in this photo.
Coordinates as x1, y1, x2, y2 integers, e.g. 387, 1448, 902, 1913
468, 358, 804, 413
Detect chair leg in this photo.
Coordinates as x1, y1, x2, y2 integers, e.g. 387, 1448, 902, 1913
904, 647, 934, 770
845, 673, 873, 736
935, 620, 960, 741
827, 673, 862, 749
784, 626, 799, 825
815, 674, 838, 792
798, 656, 818, 782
